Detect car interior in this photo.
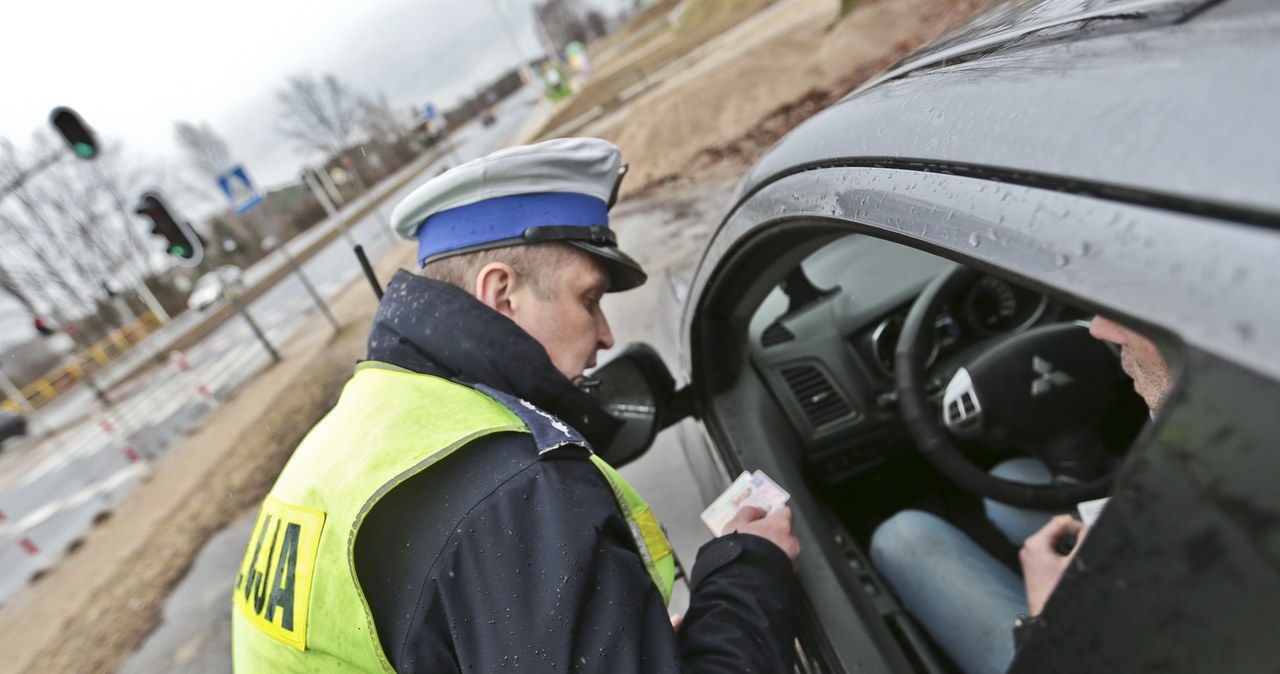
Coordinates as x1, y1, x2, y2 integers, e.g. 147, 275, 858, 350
690, 225, 1154, 670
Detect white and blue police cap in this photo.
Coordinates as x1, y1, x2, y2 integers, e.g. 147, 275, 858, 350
390, 137, 646, 292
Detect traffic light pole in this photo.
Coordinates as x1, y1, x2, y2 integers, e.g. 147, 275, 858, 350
0, 148, 64, 200
277, 239, 342, 332
316, 166, 345, 207
0, 366, 37, 415
226, 288, 281, 364
247, 207, 341, 333
43, 304, 112, 406
301, 168, 356, 249
131, 273, 171, 324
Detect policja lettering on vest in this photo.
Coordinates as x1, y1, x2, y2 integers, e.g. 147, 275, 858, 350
234, 497, 324, 650
231, 137, 801, 673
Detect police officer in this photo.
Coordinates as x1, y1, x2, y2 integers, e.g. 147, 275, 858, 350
231, 137, 800, 672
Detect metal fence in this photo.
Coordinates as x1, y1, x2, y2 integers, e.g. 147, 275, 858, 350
2, 311, 163, 412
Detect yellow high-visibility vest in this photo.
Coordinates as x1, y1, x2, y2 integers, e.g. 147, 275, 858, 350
231, 362, 675, 673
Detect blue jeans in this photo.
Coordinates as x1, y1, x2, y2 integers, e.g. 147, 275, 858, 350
869, 459, 1072, 674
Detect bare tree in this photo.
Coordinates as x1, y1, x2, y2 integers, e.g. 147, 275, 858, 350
174, 121, 233, 178
0, 259, 40, 320
585, 10, 608, 40
534, 0, 590, 54
359, 91, 407, 145
0, 133, 171, 334
276, 73, 364, 156
82, 139, 167, 279
0, 137, 91, 316
0, 141, 44, 317
172, 121, 264, 251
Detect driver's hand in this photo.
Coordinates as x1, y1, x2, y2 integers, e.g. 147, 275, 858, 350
1020, 514, 1088, 615
725, 505, 801, 569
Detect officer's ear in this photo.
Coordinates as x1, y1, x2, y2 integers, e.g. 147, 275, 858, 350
474, 261, 521, 319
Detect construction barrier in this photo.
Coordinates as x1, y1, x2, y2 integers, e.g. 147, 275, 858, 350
170, 350, 218, 408
1, 311, 163, 412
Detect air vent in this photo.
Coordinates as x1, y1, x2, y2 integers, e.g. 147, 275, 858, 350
761, 321, 795, 347
779, 364, 854, 429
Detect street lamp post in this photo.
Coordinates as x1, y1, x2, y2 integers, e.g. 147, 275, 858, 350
487, 0, 535, 80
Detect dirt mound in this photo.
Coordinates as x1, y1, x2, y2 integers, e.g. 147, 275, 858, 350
591, 0, 991, 199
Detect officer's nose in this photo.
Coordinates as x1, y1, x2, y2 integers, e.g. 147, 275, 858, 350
597, 309, 615, 350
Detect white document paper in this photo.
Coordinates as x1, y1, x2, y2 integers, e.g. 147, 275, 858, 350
699, 470, 791, 536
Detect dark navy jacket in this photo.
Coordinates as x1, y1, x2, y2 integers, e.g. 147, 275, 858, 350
354, 271, 798, 673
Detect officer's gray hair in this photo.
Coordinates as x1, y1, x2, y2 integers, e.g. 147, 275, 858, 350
420, 242, 578, 299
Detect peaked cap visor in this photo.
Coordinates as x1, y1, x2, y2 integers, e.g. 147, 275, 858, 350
565, 240, 646, 292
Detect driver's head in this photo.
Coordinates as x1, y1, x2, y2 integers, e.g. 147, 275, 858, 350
389, 137, 643, 381
1089, 316, 1172, 413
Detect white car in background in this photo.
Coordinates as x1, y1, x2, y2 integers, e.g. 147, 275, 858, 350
187, 265, 244, 311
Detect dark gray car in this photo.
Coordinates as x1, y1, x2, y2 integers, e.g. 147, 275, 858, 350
0, 410, 27, 447
594, 0, 1280, 671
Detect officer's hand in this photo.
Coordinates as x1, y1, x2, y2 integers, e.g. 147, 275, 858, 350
725, 506, 801, 569
1020, 514, 1087, 615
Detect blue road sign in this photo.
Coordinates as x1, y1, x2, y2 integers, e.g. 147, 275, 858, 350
217, 164, 264, 215
424, 103, 438, 121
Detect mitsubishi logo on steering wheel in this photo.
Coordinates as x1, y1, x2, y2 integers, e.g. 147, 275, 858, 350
1031, 356, 1073, 396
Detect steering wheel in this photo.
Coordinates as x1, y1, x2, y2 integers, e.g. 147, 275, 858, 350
894, 265, 1127, 509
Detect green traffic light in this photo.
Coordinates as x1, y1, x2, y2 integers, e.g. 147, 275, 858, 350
169, 245, 191, 258
50, 107, 98, 161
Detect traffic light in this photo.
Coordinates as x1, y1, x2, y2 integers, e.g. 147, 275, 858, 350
33, 317, 55, 337
49, 107, 98, 160
134, 192, 204, 266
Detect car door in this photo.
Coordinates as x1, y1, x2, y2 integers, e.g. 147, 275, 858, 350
677, 158, 1280, 672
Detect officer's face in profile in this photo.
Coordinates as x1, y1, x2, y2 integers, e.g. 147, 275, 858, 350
1089, 315, 1173, 413
508, 249, 615, 380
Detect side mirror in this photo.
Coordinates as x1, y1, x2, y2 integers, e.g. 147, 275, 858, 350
586, 343, 691, 468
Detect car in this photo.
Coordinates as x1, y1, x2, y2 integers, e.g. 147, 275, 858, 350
590, 0, 1280, 672
187, 265, 245, 311
0, 410, 27, 448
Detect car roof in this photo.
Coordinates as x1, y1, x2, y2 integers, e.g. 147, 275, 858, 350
880, 0, 1202, 80
737, 0, 1280, 222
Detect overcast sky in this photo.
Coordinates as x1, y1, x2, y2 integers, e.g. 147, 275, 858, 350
1, 0, 618, 188
0, 0, 623, 345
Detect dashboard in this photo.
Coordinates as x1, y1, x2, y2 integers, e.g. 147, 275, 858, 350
745, 235, 1059, 483
867, 276, 1050, 376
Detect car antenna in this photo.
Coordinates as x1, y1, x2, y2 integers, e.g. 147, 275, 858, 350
355, 245, 383, 300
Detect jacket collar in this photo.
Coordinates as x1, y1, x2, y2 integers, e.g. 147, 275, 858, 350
366, 270, 621, 448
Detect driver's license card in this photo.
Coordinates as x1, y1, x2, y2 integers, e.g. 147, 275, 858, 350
1076, 497, 1110, 527
699, 470, 791, 536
